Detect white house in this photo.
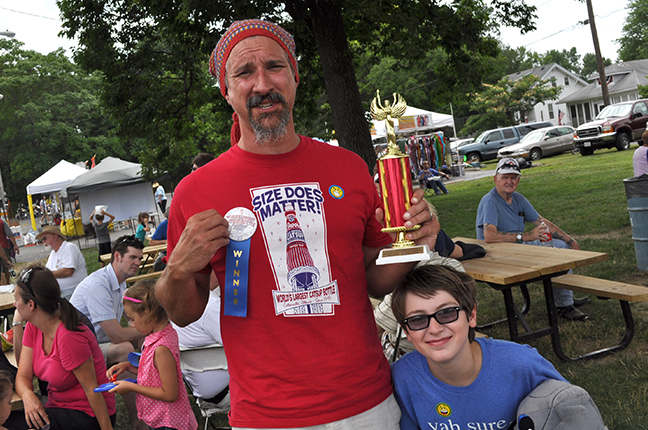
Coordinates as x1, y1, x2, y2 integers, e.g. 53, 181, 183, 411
557, 59, 648, 127
507, 63, 588, 126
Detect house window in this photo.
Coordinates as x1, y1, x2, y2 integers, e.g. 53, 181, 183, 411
564, 77, 569, 86
570, 105, 578, 126
551, 80, 557, 87
548, 104, 555, 120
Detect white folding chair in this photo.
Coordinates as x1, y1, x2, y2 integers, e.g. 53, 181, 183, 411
180, 343, 229, 430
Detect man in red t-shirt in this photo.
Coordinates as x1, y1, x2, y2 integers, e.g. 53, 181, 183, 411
156, 20, 440, 429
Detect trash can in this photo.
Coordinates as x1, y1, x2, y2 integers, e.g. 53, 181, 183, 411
623, 174, 648, 271
450, 164, 465, 177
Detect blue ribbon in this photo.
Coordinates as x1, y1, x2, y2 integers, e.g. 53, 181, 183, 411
224, 239, 250, 317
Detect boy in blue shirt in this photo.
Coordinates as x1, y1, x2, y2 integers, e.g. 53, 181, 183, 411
390, 264, 565, 430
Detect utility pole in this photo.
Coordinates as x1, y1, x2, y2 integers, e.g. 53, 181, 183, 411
585, 0, 610, 106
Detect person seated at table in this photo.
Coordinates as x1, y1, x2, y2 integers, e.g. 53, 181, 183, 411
171, 280, 230, 414
70, 235, 147, 430
148, 208, 169, 272
419, 160, 450, 195
390, 264, 566, 430
475, 158, 590, 321
8, 265, 116, 430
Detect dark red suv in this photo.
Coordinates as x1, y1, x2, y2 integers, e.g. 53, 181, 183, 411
574, 99, 648, 155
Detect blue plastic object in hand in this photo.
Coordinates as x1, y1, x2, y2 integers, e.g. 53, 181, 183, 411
128, 352, 142, 367
94, 378, 137, 392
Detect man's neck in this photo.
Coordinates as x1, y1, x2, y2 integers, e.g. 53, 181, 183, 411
237, 127, 301, 155
496, 189, 514, 204
110, 263, 129, 284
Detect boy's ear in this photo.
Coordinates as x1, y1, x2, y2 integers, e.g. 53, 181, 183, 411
468, 305, 477, 328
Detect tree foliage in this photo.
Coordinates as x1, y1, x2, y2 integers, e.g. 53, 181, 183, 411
0, 39, 130, 206
581, 53, 612, 79
57, 0, 537, 173
618, 0, 648, 62
460, 74, 562, 135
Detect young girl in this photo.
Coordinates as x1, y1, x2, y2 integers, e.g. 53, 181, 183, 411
0, 370, 13, 430
135, 212, 150, 242
108, 280, 197, 430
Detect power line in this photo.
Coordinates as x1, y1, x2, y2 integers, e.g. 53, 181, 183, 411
0, 6, 58, 21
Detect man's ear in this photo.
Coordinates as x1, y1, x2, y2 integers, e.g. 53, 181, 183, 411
468, 305, 477, 328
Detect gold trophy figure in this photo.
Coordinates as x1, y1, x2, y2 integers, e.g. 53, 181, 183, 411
371, 90, 431, 265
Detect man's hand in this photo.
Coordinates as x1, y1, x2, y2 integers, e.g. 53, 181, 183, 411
167, 209, 230, 275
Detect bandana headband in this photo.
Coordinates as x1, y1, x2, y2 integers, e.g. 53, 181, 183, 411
209, 19, 299, 98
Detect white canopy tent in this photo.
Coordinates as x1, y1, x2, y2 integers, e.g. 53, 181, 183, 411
370, 106, 455, 140
66, 157, 157, 224
25, 160, 88, 230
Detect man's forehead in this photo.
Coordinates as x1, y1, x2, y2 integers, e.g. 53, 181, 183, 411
226, 36, 287, 70
123, 247, 144, 258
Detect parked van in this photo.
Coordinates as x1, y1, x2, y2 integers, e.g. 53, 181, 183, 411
458, 121, 553, 163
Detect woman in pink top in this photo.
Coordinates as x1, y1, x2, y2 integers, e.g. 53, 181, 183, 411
10, 265, 116, 430
108, 280, 197, 430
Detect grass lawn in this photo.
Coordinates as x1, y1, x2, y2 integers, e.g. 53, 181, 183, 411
433, 146, 648, 430
12, 145, 647, 429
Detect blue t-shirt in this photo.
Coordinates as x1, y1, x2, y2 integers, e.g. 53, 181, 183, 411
150, 220, 168, 241
476, 187, 539, 239
392, 337, 565, 430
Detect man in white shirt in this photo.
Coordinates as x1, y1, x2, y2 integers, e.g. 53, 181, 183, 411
36, 225, 87, 300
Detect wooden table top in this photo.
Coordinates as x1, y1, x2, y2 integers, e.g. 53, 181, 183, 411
0, 291, 14, 311
100, 243, 167, 263
453, 237, 609, 286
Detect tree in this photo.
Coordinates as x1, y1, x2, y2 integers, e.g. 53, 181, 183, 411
460, 74, 562, 135
618, 0, 648, 61
541, 48, 581, 75
582, 52, 612, 79
57, 0, 537, 173
0, 39, 131, 206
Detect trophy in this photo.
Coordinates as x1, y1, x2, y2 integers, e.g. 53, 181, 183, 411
371, 90, 432, 265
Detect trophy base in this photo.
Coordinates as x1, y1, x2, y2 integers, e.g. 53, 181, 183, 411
376, 244, 432, 266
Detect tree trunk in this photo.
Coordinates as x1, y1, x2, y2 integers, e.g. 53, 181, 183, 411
307, 0, 375, 171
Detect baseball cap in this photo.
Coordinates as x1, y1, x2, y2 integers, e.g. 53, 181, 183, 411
495, 158, 521, 175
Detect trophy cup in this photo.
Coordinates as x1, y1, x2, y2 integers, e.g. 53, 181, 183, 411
371, 90, 432, 265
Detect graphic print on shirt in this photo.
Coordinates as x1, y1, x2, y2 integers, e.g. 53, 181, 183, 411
251, 183, 340, 317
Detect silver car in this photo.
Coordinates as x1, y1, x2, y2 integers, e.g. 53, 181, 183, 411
497, 126, 575, 161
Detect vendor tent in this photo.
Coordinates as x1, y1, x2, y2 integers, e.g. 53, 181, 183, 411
371, 106, 455, 140
25, 160, 88, 230
26, 160, 87, 196
66, 157, 157, 223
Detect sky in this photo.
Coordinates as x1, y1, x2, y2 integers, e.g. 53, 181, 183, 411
0, 0, 631, 62
498, 0, 629, 62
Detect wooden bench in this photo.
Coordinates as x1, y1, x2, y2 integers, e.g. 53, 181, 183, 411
126, 271, 163, 285
551, 273, 648, 360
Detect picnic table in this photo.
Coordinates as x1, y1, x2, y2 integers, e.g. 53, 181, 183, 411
452, 237, 639, 361
101, 243, 167, 275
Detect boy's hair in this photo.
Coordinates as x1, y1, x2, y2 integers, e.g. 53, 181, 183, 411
137, 212, 149, 225
124, 279, 168, 326
0, 370, 13, 401
95, 214, 105, 222
391, 264, 478, 342
192, 152, 215, 168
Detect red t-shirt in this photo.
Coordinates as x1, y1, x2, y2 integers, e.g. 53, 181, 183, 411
23, 322, 116, 416
168, 137, 393, 428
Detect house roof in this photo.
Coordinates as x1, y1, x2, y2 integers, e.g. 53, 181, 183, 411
558, 59, 648, 104
507, 63, 588, 86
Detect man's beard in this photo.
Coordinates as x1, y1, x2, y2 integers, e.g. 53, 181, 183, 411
247, 93, 291, 145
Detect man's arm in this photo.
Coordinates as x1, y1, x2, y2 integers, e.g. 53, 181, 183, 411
534, 216, 580, 249
483, 223, 546, 243
51, 268, 75, 278
99, 319, 144, 344
156, 210, 230, 326
148, 239, 167, 246
365, 189, 440, 297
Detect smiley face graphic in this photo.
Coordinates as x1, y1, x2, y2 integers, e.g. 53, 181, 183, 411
436, 403, 451, 417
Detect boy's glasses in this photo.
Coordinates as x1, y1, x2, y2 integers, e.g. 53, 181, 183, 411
402, 306, 465, 331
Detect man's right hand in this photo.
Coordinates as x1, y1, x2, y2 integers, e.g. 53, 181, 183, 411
167, 209, 230, 276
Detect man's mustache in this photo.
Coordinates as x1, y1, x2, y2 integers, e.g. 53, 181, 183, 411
247, 93, 287, 110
